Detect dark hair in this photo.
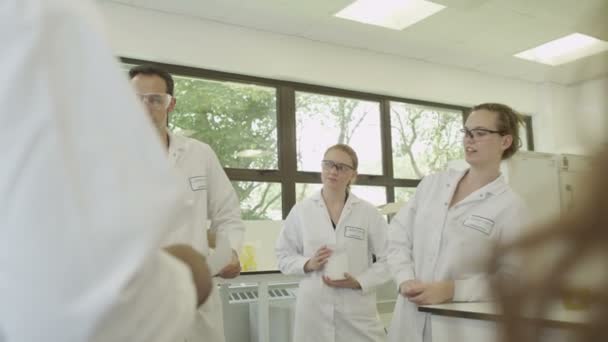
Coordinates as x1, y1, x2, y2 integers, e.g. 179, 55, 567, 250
128, 64, 175, 96
470, 103, 524, 160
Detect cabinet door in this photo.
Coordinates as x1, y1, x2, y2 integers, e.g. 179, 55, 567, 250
559, 155, 593, 214
507, 152, 561, 229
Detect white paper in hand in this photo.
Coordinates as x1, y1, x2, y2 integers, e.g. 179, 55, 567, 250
207, 232, 233, 276
324, 247, 348, 280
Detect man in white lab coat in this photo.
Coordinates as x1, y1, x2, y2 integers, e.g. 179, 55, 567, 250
0, 0, 213, 341
129, 64, 246, 342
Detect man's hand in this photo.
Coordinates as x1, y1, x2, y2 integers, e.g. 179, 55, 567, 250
218, 250, 241, 279
399, 279, 424, 298
303, 245, 332, 273
322, 273, 361, 289
407, 280, 454, 305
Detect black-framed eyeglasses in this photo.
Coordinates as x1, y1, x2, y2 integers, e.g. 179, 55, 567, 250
321, 160, 355, 173
460, 127, 504, 140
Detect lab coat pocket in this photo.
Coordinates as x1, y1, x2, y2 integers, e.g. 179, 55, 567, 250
452, 237, 495, 277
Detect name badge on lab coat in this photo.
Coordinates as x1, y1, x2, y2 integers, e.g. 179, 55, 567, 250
463, 215, 495, 235
189, 176, 207, 191
344, 226, 365, 240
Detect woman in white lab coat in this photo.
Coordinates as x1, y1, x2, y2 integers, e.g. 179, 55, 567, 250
276, 144, 391, 342
387, 103, 528, 342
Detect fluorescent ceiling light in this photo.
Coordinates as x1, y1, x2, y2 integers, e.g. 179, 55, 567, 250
514, 33, 608, 66
335, 0, 445, 30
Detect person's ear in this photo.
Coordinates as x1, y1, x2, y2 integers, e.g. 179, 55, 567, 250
167, 96, 177, 113
501, 135, 513, 152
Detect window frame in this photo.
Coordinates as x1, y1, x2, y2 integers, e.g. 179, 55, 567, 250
121, 57, 534, 218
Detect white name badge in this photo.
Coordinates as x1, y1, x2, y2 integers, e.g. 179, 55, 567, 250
463, 215, 495, 235
189, 176, 207, 191
344, 226, 365, 240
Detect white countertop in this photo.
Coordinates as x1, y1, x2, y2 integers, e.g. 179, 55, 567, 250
419, 301, 591, 326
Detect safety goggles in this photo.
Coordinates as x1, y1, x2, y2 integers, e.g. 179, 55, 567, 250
136, 93, 172, 109
321, 160, 355, 173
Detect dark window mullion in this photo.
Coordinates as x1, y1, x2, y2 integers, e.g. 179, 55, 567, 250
525, 115, 535, 151
278, 86, 297, 219
381, 99, 394, 204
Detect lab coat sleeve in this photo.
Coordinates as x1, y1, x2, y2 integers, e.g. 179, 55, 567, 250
0, 1, 197, 340
355, 210, 391, 294
453, 198, 529, 301
387, 177, 427, 289
204, 144, 246, 255
275, 207, 309, 275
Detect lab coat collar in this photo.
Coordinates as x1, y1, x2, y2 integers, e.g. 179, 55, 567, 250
311, 189, 361, 207
449, 168, 509, 197
167, 132, 189, 161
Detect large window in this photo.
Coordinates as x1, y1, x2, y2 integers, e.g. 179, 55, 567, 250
391, 102, 464, 179
232, 181, 282, 220
296, 92, 383, 175
122, 58, 534, 273
170, 77, 278, 170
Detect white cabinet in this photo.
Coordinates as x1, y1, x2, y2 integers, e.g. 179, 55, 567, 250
505, 151, 591, 229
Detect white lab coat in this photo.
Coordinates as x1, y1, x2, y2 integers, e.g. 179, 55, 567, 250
0, 1, 197, 341
163, 133, 246, 342
276, 191, 390, 342
386, 169, 527, 342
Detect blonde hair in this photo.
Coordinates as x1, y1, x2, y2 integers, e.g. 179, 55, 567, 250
324, 144, 358, 171
324, 144, 358, 188
471, 103, 525, 159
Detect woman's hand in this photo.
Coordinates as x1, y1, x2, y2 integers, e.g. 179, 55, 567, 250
322, 273, 361, 289
303, 245, 332, 272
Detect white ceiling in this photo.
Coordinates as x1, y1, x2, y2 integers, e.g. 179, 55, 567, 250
101, 0, 608, 85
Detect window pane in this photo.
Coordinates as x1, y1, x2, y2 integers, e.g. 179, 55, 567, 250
295, 183, 322, 203
351, 185, 387, 207
295, 183, 386, 207
240, 220, 283, 272
170, 76, 278, 169
519, 121, 529, 151
394, 187, 416, 203
296, 92, 382, 175
231, 181, 282, 220
391, 102, 464, 179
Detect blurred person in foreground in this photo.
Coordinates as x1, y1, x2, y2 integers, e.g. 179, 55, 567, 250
490, 147, 608, 342
0, 1, 212, 341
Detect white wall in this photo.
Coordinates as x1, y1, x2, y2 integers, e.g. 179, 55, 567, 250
99, 2, 605, 155
572, 77, 608, 149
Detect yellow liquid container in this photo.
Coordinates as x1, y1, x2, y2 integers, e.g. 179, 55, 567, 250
240, 244, 258, 272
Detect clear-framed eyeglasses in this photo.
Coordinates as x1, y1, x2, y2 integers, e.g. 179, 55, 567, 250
136, 93, 172, 109
321, 160, 355, 173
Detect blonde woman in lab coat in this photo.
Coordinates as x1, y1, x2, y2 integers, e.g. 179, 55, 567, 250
387, 103, 528, 342
276, 144, 391, 342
